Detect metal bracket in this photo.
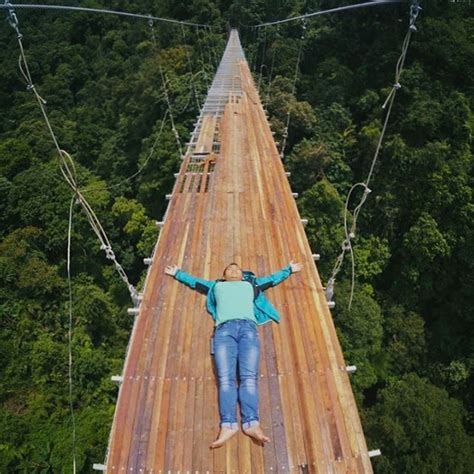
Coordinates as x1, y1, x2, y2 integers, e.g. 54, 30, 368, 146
368, 449, 382, 457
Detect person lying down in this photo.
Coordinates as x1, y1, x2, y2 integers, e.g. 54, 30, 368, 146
165, 260, 302, 448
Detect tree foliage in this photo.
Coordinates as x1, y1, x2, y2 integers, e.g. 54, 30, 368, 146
0, 1, 473, 472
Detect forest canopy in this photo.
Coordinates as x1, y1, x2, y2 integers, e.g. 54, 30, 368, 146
0, 1, 473, 472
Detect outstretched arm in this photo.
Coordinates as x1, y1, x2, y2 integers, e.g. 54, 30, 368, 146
255, 261, 303, 291
165, 265, 214, 294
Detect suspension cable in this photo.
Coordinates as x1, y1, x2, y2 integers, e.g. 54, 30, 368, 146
181, 23, 201, 111
158, 65, 184, 157
148, 18, 184, 157
5, 7, 136, 473
173, 72, 209, 115
257, 27, 268, 93
196, 25, 210, 92
251, 27, 261, 73
66, 195, 77, 474
263, 26, 278, 109
84, 16, 193, 194
6, 3, 140, 306
206, 26, 219, 72
250, 26, 259, 73
325, 1, 421, 311
279, 19, 307, 160
0, 2, 210, 27
250, 0, 404, 28
81, 109, 169, 194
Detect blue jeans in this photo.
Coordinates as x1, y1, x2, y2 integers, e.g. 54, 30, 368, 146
213, 319, 260, 430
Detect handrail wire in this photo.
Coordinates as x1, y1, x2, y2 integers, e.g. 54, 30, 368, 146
66, 195, 77, 474
148, 17, 186, 155
279, 19, 307, 160
181, 22, 201, 111
196, 25, 210, 92
325, 1, 421, 311
0, 2, 210, 27
257, 27, 268, 93
247, 0, 405, 28
263, 25, 279, 108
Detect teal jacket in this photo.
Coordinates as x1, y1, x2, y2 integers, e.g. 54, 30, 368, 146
173, 265, 293, 325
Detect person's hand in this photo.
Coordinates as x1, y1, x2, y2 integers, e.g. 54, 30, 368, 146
289, 261, 303, 273
164, 264, 179, 276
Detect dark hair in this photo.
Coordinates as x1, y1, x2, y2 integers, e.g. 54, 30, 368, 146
222, 262, 241, 277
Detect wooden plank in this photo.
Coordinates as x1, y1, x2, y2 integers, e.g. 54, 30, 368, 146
207, 154, 230, 469
114, 205, 189, 469
141, 197, 193, 470
240, 94, 291, 473
179, 192, 211, 471
191, 170, 220, 472
152, 220, 192, 469
242, 115, 273, 473
260, 129, 337, 470
241, 58, 370, 470
195, 115, 217, 153
235, 170, 253, 472
167, 190, 208, 470
243, 92, 309, 470
135, 201, 196, 470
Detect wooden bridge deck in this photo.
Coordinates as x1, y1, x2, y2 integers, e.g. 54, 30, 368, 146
103, 30, 374, 473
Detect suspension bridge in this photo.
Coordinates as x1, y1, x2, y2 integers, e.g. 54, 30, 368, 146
94, 30, 377, 473
2, 1, 422, 471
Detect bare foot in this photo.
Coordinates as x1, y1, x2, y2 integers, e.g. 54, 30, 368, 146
209, 427, 239, 449
243, 423, 271, 445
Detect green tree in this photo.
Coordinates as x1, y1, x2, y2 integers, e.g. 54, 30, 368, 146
297, 178, 345, 280
332, 280, 384, 395
382, 303, 427, 376
365, 373, 474, 473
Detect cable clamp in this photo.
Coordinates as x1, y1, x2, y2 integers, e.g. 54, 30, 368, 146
349, 232, 355, 239
409, 2, 422, 31
342, 239, 351, 251
325, 278, 335, 302
128, 285, 140, 306
394, 82, 402, 90
101, 245, 115, 260
5, 2, 20, 30
364, 187, 372, 194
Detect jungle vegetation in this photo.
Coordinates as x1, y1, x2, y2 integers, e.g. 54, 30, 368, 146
0, 1, 473, 472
